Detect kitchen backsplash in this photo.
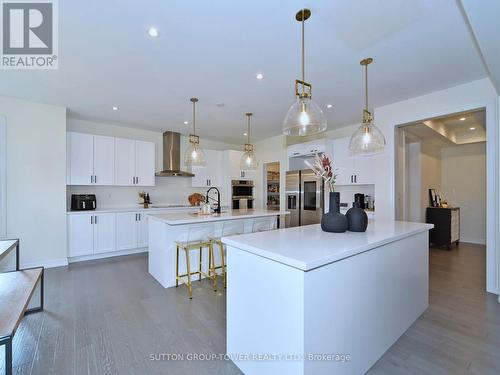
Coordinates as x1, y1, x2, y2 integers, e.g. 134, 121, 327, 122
67, 178, 227, 209
335, 184, 375, 208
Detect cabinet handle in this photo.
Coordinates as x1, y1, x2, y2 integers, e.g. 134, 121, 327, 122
139, 213, 141, 220
94, 215, 97, 224
91, 175, 93, 184
135, 213, 138, 221
136, 177, 139, 185
94, 175, 97, 184
354, 175, 357, 183
350, 175, 353, 183
91, 215, 93, 224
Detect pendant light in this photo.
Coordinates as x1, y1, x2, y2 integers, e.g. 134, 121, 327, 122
184, 97, 206, 167
283, 9, 327, 137
240, 112, 258, 170
348, 58, 386, 156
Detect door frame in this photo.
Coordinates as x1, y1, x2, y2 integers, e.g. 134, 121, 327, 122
392, 101, 498, 296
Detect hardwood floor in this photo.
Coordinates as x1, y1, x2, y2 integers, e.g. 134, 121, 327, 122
368, 243, 500, 374
1, 242, 499, 374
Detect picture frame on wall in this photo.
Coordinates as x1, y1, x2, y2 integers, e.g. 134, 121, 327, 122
429, 189, 437, 207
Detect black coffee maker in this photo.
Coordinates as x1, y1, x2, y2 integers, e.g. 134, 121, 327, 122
354, 193, 365, 209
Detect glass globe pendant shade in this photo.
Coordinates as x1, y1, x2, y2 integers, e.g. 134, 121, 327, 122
184, 141, 206, 167
348, 122, 386, 156
240, 148, 258, 170
283, 96, 327, 136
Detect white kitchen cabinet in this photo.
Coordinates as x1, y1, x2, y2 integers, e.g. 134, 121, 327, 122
332, 137, 353, 185
68, 212, 116, 256
137, 213, 148, 248
93, 213, 116, 254
93, 135, 115, 185
332, 137, 377, 185
116, 212, 138, 250
68, 132, 155, 187
68, 132, 115, 185
68, 214, 94, 257
224, 150, 256, 181
115, 138, 136, 186
191, 149, 223, 187
69, 132, 94, 185
115, 138, 156, 186
135, 141, 155, 186
116, 212, 149, 250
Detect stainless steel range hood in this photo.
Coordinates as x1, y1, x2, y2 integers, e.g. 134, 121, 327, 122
155, 131, 195, 177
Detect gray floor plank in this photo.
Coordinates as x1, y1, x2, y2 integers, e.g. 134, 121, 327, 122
1, 243, 499, 374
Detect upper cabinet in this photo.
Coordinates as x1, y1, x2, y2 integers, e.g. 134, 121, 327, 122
332, 137, 378, 185
191, 149, 224, 188
224, 150, 256, 181
67, 132, 155, 186
68, 132, 115, 185
114, 138, 155, 186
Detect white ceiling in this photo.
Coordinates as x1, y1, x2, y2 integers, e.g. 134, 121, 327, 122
403, 109, 486, 146
0, 0, 488, 144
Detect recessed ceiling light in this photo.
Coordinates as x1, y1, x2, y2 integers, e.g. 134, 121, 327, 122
243, 132, 248, 136
327, 104, 333, 109
183, 121, 189, 125
256, 73, 264, 80
216, 103, 225, 108
459, 117, 466, 121
147, 27, 159, 37
469, 127, 476, 130
112, 106, 119, 111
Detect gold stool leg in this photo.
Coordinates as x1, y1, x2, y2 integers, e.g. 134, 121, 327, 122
184, 248, 193, 299
210, 243, 217, 292
198, 247, 202, 281
220, 242, 227, 289
175, 245, 179, 287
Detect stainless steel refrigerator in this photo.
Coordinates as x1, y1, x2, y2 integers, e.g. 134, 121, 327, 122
285, 169, 324, 227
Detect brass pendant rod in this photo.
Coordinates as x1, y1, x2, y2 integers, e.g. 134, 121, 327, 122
301, 11, 305, 84
365, 63, 368, 111
246, 112, 252, 144
190, 97, 198, 136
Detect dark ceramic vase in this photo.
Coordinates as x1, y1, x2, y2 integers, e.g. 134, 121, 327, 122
321, 192, 348, 233
346, 202, 368, 232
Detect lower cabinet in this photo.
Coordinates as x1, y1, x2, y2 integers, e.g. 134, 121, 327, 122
68, 213, 116, 257
116, 212, 148, 250
68, 211, 149, 258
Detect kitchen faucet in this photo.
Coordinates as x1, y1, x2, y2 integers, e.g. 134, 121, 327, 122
206, 187, 221, 214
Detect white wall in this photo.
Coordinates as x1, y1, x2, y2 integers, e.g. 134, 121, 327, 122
0, 96, 67, 268
67, 118, 238, 208
374, 77, 498, 293
441, 143, 486, 244
0, 117, 5, 238
420, 142, 442, 220
407, 142, 421, 222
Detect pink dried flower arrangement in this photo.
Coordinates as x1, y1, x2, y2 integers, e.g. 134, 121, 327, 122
306, 153, 337, 192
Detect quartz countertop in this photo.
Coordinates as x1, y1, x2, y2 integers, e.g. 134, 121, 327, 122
222, 220, 433, 271
66, 204, 199, 215
147, 209, 288, 225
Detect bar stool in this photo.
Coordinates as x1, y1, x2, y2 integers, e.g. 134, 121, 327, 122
175, 223, 216, 299
210, 220, 246, 288
251, 216, 276, 233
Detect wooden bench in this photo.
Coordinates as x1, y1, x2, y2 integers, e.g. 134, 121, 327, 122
0, 267, 44, 375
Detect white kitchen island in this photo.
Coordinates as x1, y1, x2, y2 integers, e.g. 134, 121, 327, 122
147, 209, 288, 288
222, 220, 433, 375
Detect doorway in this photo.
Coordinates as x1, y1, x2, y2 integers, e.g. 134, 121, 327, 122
395, 109, 487, 283
263, 162, 280, 211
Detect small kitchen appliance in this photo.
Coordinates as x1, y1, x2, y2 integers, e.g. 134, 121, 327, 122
71, 194, 96, 211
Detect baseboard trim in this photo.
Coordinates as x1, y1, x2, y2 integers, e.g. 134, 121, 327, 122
21, 258, 69, 269
68, 248, 147, 264
460, 238, 486, 245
